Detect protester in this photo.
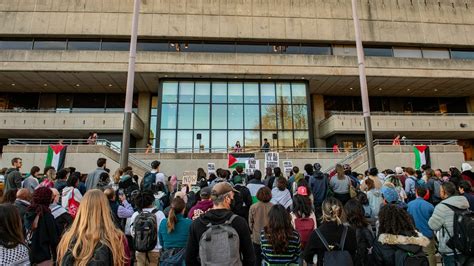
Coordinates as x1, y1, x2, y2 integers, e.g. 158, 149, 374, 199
40, 168, 56, 188
309, 162, 329, 220
1, 188, 17, 203
290, 188, 317, 263
185, 182, 256, 265
461, 162, 474, 187
261, 204, 301, 265
24, 187, 60, 265
370, 204, 429, 265
231, 171, 252, 222
188, 186, 213, 220
54, 169, 69, 195
270, 177, 293, 210
263, 167, 275, 189
249, 186, 273, 266
130, 190, 166, 266
49, 188, 73, 236
151, 160, 167, 187
0, 204, 30, 265
303, 197, 356, 266
360, 167, 383, 191
104, 188, 134, 231
425, 168, 442, 205
428, 182, 470, 265
329, 164, 352, 205
407, 187, 436, 266
404, 167, 418, 201
85, 158, 107, 191
3, 157, 23, 193
247, 170, 265, 204
56, 189, 130, 265
96, 172, 111, 191
344, 199, 374, 266
158, 197, 192, 265
23, 166, 40, 194
61, 172, 83, 212
14, 188, 31, 219
381, 184, 407, 209
458, 180, 474, 211
261, 138, 270, 152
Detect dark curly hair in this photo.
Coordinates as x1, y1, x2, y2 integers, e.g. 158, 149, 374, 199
263, 204, 294, 254
292, 194, 313, 218
378, 204, 416, 235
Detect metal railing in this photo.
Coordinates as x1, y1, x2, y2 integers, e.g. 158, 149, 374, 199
128, 147, 360, 154
0, 108, 136, 114
373, 139, 457, 146
325, 111, 474, 117
8, 138, 151, 171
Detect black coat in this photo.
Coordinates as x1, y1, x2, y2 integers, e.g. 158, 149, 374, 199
353, 226, 374, 266
303, 221, 357, 266
24, 210, 60, 263
61, 243, 113, 266
232, 184, 252, 222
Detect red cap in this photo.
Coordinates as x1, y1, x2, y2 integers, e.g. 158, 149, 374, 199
297, 186, 308, 196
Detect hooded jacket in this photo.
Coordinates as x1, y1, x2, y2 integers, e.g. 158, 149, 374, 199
185, 208, 256, 266
367, 188, 383, 217
370, 231, 430, 266
187, 199, 213, 220
428, 195, 470, 254
309, 171, 328, 204
4, 167, 22, 193
24, 209, 60, 263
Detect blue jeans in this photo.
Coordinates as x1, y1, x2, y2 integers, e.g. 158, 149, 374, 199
442, 254, 466, 266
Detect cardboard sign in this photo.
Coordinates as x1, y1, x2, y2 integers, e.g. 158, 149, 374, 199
182, 171, 197, 186
283, 161, 293, 176
245, 158, 259, 175
207, 163, 216, 174
265, 152, 279, 169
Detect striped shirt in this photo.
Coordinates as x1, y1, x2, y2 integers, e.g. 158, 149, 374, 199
260, 229, 301, 265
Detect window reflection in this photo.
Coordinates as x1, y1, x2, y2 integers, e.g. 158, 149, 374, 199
161, 104, 177, 129
177, 130, 193, 151
294, 131, 309, 148
162, 82, 178, 103
33, 40, 66, 50
244, 130, 260, 148
212, 82, 227, 103
178, 104, 193, 129
194, 130, 209, 151
244, 105, 260, 130
260, 83, 276, 104
277, 105, 293, 130
276, 83, 291, 104
195, 82, 210, 103
293, 105, 308, 129
212, 104, 227, 129
244, 83, 259, 104
279, 131, 294, 148
194, 104, 210, 129
211, 131, 227, 150
179, 82, 194, 103
160, 130, 176, 151
291, 83, 306, 104
67, 40, 100, 50
261, 105, 277, 130
228, 83, 243, 103
228, 105, 243, 129
229, 131, 244, 149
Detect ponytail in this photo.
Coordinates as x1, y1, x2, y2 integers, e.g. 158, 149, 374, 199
167, 197, 186, 233
321, 197, 345, 225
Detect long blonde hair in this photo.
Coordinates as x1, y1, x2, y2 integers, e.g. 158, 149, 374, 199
57, 189, 128, 266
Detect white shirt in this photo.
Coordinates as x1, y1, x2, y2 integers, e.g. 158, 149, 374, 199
129, 208, 166, 251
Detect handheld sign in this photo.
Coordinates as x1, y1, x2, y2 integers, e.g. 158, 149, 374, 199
207, 163, 216, 174
182, 171, 197, 186
265, 152, 279, 169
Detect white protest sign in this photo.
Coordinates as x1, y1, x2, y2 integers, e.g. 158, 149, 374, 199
182, 171, 197, 186
283, 161, 293, 176
265, 152, 279, 169
207, 163, 216, 174
245, 158, 259, 175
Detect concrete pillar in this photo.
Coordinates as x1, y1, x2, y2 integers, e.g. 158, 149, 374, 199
136, 92, 151, 148
467, 97, 474, 113
312, 94, 326, 148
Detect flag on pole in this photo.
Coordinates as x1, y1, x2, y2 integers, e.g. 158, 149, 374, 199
413, 145, 430, 170
228, 153, 255, 169
45, 144, 67, 170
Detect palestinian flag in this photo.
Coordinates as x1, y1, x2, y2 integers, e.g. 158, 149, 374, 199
45, 144, 67, 170
228, 153, 255, 169
413, 145, 430, 170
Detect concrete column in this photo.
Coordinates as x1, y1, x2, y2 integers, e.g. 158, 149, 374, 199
467, 97, 474, 113
136, 92, 151, 148
312, 94, 326, 148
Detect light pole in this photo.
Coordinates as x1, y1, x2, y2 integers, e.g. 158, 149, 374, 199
351, 0, 376, 168
120, 0, 141, 169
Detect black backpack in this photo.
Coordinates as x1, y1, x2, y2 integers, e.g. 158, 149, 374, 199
141, 171, 158, 193
442, 203, 474, 256
394, 245, 429, 266
133, 209, 158, 252
315, 226, 354, 266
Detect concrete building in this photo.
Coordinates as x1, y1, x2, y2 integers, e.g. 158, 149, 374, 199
0, 0, 474, 159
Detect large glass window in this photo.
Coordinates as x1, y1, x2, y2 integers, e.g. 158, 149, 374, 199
33, 40, 66, 50
159, 130, 176, 151
158, 81, 310, 151
67, 40, 101, 50
0, 40, 33, 50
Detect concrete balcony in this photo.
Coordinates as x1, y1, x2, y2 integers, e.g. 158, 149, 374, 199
319, 112, 474, 139
0, 110, 144, 138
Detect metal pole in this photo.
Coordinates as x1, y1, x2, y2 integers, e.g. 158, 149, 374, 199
351, 0, 376, 168
120, 0, 141, 169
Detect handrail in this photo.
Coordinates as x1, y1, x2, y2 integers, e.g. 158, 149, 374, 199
128, 147, 359, 154
325, 111, 474, 116
8, 138, 151, 171
0, 108, 139, 114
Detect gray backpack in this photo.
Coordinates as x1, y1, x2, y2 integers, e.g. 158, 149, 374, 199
315, 225, 354, 266
199, 214, 242, 266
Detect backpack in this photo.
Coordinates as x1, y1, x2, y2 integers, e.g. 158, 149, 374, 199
141, 171, 158, 193
199, 214, 242, 266
133, 209, 159, 252
442, 203, 474, 256
394, 245, 429, 266
67, 189, 80, 219
314, 226, 353, 266
294, 216, 315, 249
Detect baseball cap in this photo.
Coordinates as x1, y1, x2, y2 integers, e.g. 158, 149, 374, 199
395, 167, 403, 175
297, 186, 308, 196
211, 182, 239, 197
381, 186, 399, 203
200, 186, 212, 197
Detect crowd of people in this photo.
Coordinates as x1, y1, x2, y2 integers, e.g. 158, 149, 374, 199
1, 155, 473, 266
